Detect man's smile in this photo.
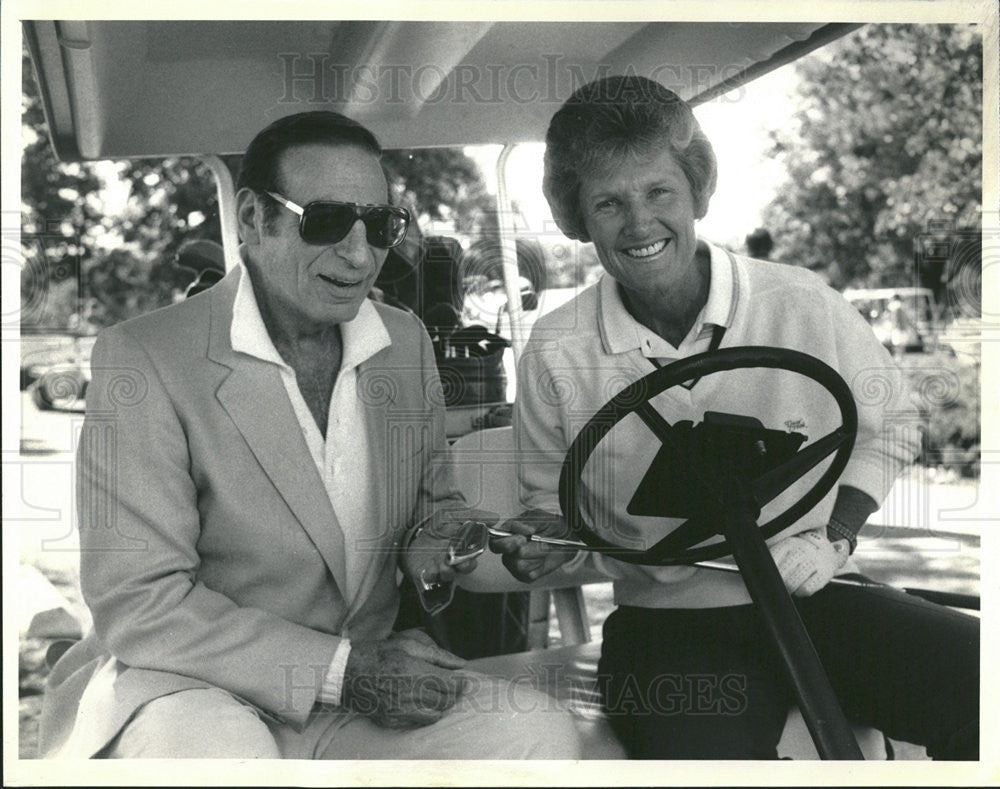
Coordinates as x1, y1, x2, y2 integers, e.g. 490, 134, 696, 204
317, 273, 365, 289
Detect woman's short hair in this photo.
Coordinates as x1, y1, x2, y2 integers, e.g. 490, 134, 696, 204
237, 111, 383, 226
543, 75, 717, 242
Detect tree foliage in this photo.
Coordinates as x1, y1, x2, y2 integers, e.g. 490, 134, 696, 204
20, 46, 104, 331
763, 24, 982, 306
382, 148, 490, 230
21, 43, 222, 330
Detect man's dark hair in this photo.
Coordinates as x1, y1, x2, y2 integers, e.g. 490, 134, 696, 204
237, 111, 383, 226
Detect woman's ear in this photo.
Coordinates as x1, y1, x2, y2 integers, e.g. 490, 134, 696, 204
692, 191, 711, 221
235, 188, 262, 246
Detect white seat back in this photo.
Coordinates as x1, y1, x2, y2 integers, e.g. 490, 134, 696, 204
451, 427, 602, 645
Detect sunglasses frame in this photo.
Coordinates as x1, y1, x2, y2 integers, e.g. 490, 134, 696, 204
266, 191, 410, 249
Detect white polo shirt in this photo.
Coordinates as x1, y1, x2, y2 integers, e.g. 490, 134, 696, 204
599, 239, 737, 361
516, 241, 920, 609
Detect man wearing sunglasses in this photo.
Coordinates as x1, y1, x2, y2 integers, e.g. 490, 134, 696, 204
41, 111, 582, 761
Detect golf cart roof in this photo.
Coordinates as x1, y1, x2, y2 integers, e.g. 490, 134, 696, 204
24, 19, 857, 161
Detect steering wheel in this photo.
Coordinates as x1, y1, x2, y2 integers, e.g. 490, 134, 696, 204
557, 346, 858, 566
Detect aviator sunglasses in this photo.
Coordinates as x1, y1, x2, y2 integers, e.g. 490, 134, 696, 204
267, 191, 410, 249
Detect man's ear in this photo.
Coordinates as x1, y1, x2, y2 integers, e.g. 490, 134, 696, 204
236, 188, 263, 246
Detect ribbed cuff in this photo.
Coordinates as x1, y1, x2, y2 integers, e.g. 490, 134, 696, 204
826, 517, 858, 555
316, 639, 352, 707
825, 485, 877, 554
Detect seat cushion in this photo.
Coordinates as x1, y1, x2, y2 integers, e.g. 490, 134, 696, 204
468, 641, 891, 760
468, 642, 627, 760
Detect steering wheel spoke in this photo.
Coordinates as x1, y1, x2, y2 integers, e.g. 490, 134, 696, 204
634, 401, 675, 443
752, 427, 853, 506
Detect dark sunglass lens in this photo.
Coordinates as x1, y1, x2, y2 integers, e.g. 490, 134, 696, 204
299, 202, 407, 248
364, 208, 408, 248
301, 204, 354, 244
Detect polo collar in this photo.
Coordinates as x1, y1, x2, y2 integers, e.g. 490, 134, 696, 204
598, 239, 738, 355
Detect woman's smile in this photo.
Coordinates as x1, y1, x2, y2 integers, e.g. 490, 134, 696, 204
620, 238, 670, 259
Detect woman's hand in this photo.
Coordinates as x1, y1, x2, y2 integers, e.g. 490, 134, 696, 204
769, 528, 849, 597
488, 508, 579, 582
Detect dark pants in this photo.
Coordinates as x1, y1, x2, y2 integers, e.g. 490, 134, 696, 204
597, 583, 979, 760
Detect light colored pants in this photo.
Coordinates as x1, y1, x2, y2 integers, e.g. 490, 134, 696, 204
104, 673, 583, 759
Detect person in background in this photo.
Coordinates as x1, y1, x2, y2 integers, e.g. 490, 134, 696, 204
745, 227, 774, 260
175, 238, 226, 298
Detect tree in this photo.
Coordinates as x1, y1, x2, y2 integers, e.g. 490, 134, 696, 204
21, 43, 224, 330
382, 148, 490, 231
762, 24, 982, 308
20, 46, 104, 331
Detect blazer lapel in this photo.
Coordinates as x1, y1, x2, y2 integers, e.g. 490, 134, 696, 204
207, 273, 349, 599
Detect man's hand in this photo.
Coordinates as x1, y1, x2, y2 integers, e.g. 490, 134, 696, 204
769, 529, 849, 597
401, 508, 498, 588
488, 509, 578, 583
341, 629, 470, 729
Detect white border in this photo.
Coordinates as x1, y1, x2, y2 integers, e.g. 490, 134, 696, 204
3, 1, 997, 786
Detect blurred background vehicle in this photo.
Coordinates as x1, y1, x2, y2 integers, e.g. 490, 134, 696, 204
844, 286, 940, 355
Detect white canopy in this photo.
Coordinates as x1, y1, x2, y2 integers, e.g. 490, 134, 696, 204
25, 20, 856, 160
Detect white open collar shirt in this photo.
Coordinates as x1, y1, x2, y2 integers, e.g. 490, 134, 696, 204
231, 263, 391, 704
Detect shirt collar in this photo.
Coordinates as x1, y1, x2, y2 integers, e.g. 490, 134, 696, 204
598, 239, 737, 355
231, 262, 391, 372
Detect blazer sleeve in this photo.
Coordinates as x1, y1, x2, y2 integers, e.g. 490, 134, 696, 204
78, 326, 341, 727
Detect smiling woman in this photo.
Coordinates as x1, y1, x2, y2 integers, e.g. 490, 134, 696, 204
493, 73, 980, 761
543, 76, 717, 346
578, 148, 707, 346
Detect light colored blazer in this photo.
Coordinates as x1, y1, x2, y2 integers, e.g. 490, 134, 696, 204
39, 269, 460, 757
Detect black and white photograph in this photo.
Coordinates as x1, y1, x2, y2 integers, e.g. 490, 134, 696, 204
4, 2, 997, 785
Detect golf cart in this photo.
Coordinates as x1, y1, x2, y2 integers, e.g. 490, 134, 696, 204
21, 17, 981, 762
